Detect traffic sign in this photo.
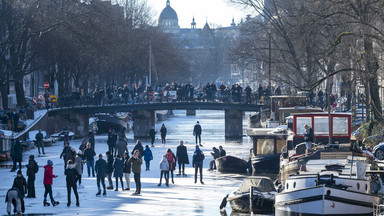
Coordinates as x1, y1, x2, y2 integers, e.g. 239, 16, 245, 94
44, 82, 49, 88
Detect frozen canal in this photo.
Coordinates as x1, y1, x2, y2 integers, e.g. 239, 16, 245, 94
0, 110, 274, 216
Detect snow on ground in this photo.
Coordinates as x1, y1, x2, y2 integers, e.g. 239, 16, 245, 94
0, 110, 271, 216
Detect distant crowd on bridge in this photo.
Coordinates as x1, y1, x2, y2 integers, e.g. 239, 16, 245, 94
59, 81, 285, 107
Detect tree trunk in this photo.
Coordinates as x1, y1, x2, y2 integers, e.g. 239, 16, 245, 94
0, 83, 8, 109
15, 79, 26, 108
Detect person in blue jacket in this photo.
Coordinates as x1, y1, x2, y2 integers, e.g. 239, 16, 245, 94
143, 145, 153, 171
192, 145, 205, 184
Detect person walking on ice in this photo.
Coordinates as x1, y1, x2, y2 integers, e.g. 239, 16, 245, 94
43, 160, 59, 206
192, 145, 205, 184
129, 150, 143, 195
176, 140, 189, 176
95, 154, 107, 197
193, 121, 202, 147
158, 154, 169, 187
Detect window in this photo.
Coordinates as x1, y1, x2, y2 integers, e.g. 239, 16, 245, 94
332, 117, 348, 136
314, 117, 329, 136
296, 117, 312, 135
257, 139, 274, 155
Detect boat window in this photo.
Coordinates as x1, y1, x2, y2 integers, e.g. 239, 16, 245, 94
257, 139, 274, 155
286, 183, 289, 190
296, 117, 312, 135
357, 183, 360, 190
332, 117, 348, 136
293, 182, 296, 188
276, 140, 285, 154
314, 117, 329, 136
365, 184, 368, 191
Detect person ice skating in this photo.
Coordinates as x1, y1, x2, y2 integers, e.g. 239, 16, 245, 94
116, 134, 128, 160
95, 154, 107, 196
166, 149, 176, 184
106, 151, 114, 190
123, 153, 131, 190
176, 140, 189, 176
65, 160, 80, 207
43, 160, 59, 206
26, 155, 38, 198
59, 142, 72, 169
158, 155, 169, 187
149, 126, 157, 147
107, 129, 117, 157
74, 150, 84, 188
208, 147, 219, 171
193, 121, 202, 146
10, 138, 23, 172
218, 146, 226, 157
5, 187, 22, 215
143, 145, 153, 171
129, 150, 143, 195
113, 155, 124, 191
132, 140, 144, 158
304, 124, 314, 150
160, 124, 167, 144
88, 131, 95, 151
35, 129, 45, 155
84, 143, 96, 177
12, 170, 27, 213
192, 145, 205, 184
79, 139, 87, 159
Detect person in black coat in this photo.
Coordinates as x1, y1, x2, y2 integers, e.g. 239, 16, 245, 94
113, 155, 124, 191
10, 139, 23, 172
176, 140, 189, 176
59, 142, 72, 169
218, 146, 226, 157
193, 121, 202, 146
160, 124, 167, 144
107, 129, 117, 157
26, 155, 38, 198
131, 140, 144, 158
106, 151, 114, 190
88, 131, 95, 151
123, 152, 131, 190
95, 154, 107, 196
12, 170, 27, 213
64, 160, 80, 207
35, 129, 45, 155
83, 143, 96, 177
149, 127, 157, 147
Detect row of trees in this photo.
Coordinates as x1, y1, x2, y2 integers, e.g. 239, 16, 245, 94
1, 0, 188, 109
229, 0, 384, 121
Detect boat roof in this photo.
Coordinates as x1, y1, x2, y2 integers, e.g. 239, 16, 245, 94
291, 112, 352, 116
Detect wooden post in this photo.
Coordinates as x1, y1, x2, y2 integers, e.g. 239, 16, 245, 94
250, 186, 254, 215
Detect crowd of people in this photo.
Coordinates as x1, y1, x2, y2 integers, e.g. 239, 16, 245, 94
5, 121, 228, 215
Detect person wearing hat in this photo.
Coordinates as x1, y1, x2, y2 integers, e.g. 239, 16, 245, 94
12, 170, 27, 213
193, 121, 203, 147
74, 150, 84, 188
43, 160, 59, 206
65, 160, 80, 207
149, 126, 157, 147
26, 155, 38, 198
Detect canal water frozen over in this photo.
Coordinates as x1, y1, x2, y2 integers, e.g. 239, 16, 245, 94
0, 110, 274, 215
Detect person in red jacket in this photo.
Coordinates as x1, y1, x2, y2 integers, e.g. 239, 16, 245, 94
43, 160, 59, 207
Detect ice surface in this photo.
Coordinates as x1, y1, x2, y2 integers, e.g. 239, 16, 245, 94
0, 110, 271, 215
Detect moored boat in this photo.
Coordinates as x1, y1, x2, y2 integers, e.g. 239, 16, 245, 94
215, 155, 248, 173
227, 176, 276, 214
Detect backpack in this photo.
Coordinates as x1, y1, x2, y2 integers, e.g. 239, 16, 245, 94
34, 161, 39, 173
195, 151, 205, 162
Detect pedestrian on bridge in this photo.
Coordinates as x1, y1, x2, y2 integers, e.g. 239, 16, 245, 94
193, 121, 202, 147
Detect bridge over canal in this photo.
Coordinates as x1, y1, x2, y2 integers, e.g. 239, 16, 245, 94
46, 102, 269, 138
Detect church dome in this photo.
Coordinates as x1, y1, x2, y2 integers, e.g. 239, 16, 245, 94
158, 0, 180, 34
159, 0, 178, 21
